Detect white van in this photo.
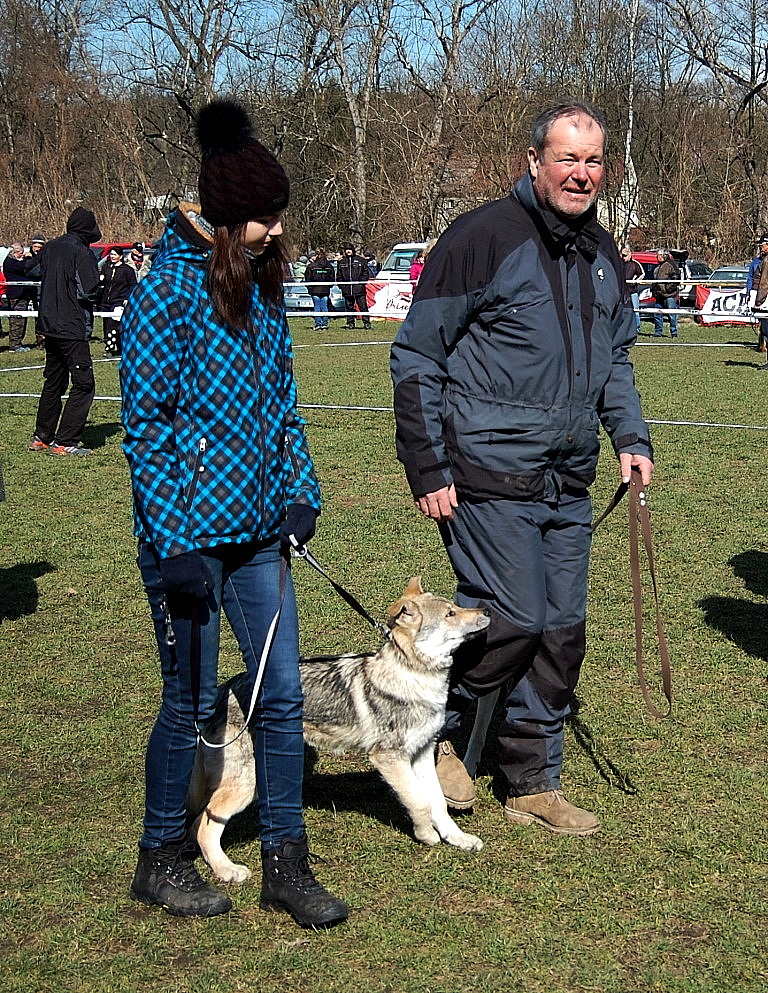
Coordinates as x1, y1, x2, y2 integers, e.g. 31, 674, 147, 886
368, 241, 427, 318
375, 242, 427, 282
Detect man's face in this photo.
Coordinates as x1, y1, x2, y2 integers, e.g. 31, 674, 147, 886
11, 243, 23, 258
760, 242, 768, 257
528, 112, 605, 219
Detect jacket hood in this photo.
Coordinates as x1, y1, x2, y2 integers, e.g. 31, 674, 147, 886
151, 203, 213, 269
65, 207, 101, 244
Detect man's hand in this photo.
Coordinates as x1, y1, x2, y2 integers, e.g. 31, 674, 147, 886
620, 453, 654, 487
415, 484, 458, 522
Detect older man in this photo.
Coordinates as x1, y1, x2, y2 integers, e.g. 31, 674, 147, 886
391, 99, 654, 835
650, 249, 681, 338
3, 242, 32, 352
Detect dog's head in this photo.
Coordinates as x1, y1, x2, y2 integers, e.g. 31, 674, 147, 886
386, 577, 491, 667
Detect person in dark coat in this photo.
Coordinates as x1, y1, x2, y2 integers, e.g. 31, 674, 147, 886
3, 242, 32, 351
25, 234, 46, 347
28, 207, 101, 456
99, 246, 137, 356
391, 99, 654, 835
304, 249, 335, 330
336, 242, 371, 329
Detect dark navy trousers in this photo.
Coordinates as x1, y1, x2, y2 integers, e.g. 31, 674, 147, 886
440, 490, 592, 797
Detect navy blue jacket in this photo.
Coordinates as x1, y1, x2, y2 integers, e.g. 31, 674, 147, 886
391, 173, 652, 502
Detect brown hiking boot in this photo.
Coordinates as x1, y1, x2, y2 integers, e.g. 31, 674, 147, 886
435, 740, 476, 810
503, 790, 601, 836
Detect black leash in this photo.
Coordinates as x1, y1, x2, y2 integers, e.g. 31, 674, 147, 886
289, 537, 391, 640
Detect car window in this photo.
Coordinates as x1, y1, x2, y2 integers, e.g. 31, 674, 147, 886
380, 249, 421, 273
687, 261, 711, 277
711, 268, 748, 281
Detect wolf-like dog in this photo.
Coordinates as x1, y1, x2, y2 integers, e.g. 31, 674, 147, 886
187, 578, 490, 882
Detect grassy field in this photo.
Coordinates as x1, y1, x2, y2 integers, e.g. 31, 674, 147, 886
1, 317, 767, 993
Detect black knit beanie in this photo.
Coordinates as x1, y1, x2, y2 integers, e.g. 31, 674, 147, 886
195, 99, 290, 227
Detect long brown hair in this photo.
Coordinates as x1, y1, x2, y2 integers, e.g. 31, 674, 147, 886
207, 223, 288, 332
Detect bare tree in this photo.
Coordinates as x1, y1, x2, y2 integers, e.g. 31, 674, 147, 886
658, 0, 768, 243
388, 0, 498, 237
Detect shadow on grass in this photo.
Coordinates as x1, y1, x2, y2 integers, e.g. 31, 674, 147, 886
699, 550, 768, 666
219, 755, 414, 852
83, 420, 123, 450
0, 560, 56, 621
457, 693, 638, 801
216, 695, 642, 856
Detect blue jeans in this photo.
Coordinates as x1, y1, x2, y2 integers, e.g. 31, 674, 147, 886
630, 291, 641, 334
137, 539, 306, 850
653, 296, 678, 336
311, 295, 329, 329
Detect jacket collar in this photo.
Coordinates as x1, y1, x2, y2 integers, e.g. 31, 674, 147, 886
176, 202, 214, 251
514, 172, 600, 261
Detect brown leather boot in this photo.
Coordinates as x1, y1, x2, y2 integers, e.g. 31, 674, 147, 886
503, 790, 600, 835
435, 740, 476, 810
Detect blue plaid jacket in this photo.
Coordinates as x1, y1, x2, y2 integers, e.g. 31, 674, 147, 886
120, 207, 321, 559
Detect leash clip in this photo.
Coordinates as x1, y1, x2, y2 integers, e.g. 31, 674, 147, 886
288, 534, 308, 558
161, 598, 176, 647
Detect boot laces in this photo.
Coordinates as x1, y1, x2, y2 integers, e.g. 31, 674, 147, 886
272, 848, 325, 893
158, 842, 206, 890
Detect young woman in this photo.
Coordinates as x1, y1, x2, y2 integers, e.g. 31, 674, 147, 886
119, 99, 348, 927
100, 247, 137, 356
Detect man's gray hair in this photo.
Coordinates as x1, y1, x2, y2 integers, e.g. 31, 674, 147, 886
530, 99, 608, 152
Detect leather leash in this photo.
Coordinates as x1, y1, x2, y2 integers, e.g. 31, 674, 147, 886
593, 468, 672, 718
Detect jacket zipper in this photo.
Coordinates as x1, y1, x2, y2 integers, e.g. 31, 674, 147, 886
185, 436, 207, 509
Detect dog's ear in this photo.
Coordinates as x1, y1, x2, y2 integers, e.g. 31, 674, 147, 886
403, 576, 424, 597
386, 598, 423, 630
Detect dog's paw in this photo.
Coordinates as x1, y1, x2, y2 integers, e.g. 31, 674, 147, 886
213, 862, 252, 884
445, 830, 484, 853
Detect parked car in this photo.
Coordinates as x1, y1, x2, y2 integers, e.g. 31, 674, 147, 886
283, 281, 314, 312
366, 241, 427, 318
708, 265, 749, 285
284, 275, 344, 315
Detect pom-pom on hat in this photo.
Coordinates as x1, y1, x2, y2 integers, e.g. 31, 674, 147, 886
195, 99, 290, 227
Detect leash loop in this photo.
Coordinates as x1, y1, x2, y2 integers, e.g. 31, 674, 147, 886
592, 468, 672, 718
192, 558, 288, 750
628, 469, 672, 719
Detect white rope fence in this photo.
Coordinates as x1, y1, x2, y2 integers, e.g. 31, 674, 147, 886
3, 339, 768, 430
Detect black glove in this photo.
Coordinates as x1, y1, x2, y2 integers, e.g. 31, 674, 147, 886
279, 504, 318, 552
159, 550, 213, 598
